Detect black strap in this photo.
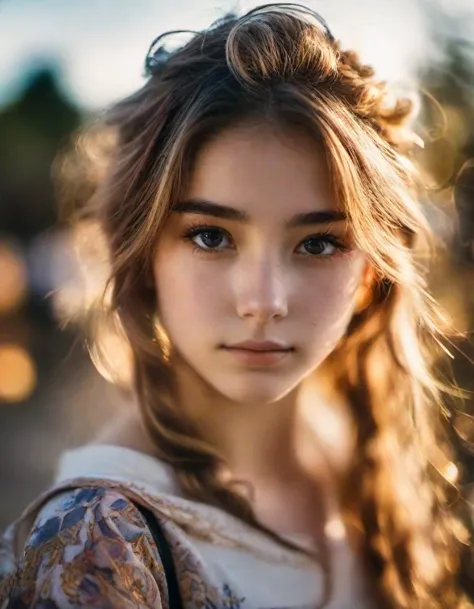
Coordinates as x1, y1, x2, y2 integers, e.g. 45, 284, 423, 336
134, 503, 183, 609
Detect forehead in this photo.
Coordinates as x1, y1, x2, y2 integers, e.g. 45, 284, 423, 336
185, 123, 339, 219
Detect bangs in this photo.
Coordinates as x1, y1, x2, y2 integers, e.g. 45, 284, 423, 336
298, 91, 431, 285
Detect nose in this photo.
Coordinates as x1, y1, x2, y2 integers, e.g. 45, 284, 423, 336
234, 256, 288, 322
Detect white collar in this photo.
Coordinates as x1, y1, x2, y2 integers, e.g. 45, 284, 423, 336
55, 444, 181, 496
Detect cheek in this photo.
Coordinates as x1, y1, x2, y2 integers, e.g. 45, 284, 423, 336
153, 253, 229, 328
298, 257, 364, 340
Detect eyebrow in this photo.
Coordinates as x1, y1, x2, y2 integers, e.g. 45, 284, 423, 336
172, 199, 346, 226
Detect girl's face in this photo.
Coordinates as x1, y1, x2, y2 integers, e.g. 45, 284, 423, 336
153, 123, 367, 404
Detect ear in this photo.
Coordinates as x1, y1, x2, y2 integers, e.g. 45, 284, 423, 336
354, 262, 376, 314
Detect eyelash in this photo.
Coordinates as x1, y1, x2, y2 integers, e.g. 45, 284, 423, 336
181, 223, 349, 258
182, 224, 233, 255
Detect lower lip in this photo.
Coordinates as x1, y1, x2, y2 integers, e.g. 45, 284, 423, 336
222, 347, 293, 366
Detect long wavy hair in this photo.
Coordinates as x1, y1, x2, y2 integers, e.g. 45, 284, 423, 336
58, 4, 473, 607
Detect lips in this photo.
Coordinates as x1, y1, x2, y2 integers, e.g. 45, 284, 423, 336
223, 340, 293, 352
220, 340, 294, 367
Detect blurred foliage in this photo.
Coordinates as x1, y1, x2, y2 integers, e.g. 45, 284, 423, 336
0, 68, 81, 240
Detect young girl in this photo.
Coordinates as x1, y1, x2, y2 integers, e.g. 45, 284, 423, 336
1, 4, 472, 608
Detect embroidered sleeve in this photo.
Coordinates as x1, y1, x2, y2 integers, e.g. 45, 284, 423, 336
8, 487, 168, 608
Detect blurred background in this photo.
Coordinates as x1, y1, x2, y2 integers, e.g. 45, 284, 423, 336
0, 0, 473, 529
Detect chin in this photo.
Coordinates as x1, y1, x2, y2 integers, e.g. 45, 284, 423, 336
214, 376, 298, 405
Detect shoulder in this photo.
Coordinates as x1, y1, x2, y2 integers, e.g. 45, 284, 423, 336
9, 487, 166, 608
32, 486, 145, 536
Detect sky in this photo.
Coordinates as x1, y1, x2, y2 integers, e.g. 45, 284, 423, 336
0, 0, 473, 110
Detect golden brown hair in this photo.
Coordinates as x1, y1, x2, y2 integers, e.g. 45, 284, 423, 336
58, 5, 473, 607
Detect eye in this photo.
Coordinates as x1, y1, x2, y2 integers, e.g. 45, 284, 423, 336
184, 226, 233, 251
296, 234, 345, 257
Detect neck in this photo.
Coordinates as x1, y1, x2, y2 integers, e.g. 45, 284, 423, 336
172, 357, 346, 487
184, 380, 300, 481
172, 358, 357, 538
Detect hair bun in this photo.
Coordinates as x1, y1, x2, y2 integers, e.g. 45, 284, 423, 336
225, 3, 338, 87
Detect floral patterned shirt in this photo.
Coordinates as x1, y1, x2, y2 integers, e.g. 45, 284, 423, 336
0, 445, 374, 608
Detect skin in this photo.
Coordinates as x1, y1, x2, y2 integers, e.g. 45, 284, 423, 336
148, 122, 370, 535
154, 123, 366, 402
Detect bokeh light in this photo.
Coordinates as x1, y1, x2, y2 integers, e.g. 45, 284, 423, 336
0, 344, 37, 402
0, 242, 27, 314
